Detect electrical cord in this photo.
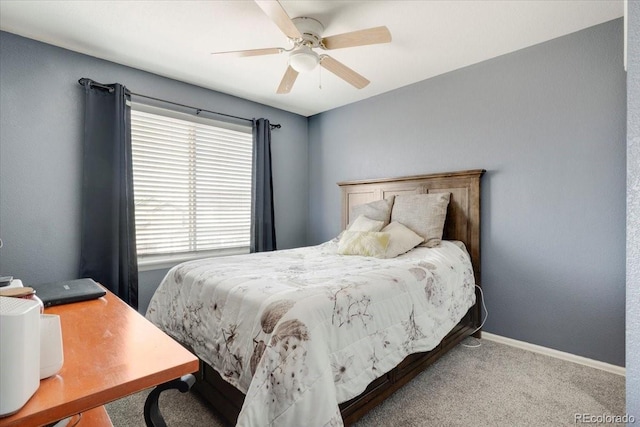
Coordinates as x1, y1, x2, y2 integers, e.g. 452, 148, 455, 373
461, 284, 488, 348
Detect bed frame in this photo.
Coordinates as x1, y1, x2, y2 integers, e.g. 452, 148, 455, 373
191, 169, 485, 426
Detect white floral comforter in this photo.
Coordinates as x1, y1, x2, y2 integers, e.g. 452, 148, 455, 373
146, 240, 476, 427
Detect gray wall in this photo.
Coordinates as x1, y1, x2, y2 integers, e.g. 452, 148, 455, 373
627, 0, 640, 416
308, 19, 626, 366
0, 31, 309, 312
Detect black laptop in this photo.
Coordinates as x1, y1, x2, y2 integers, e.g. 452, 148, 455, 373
30, 278, 106, 307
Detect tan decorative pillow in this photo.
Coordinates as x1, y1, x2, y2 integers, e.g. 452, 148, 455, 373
391, 193, 450, 247
382, 222, 424, 258
337, 231, 390, 258
349, 196, 395, 227
348, 214, 384, 232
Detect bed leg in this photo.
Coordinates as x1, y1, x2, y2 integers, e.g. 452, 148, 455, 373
143, 374, 196, 427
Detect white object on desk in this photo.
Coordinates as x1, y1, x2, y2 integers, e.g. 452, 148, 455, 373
7, 279, 65, 377
40, 314, 64, 379
0, 296, 41, 417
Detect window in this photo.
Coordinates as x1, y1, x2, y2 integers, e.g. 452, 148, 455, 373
130, 104, 253, 269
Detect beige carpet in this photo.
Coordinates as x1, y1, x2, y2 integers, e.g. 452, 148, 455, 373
105, 339, 625, 426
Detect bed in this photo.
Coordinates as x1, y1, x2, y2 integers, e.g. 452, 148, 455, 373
146, 169, 485, 426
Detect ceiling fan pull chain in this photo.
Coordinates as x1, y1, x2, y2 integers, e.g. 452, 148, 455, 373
319, 65, 322, 90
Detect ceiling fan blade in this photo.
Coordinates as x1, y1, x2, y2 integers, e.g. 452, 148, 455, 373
277, 66, 299, 94
254, 0, 302, 40
211, 47, 284, 57
321, 26, 391, 50
320, 55, 369, 89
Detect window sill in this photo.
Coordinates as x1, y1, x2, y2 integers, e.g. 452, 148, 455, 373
138, 247, 250, 272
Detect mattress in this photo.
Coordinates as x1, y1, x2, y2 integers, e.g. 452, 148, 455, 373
146, 239, 476, 426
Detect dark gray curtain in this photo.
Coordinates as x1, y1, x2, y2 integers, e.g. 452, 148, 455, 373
251, 118, 277, 252
78, 78, 138, 309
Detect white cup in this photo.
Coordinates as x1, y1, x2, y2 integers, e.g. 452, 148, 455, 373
40, 314, 64, 379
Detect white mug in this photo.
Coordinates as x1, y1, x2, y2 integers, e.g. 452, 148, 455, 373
40, 314, 64, 379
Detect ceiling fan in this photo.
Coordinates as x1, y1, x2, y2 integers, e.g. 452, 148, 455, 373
212, 0, 392, 94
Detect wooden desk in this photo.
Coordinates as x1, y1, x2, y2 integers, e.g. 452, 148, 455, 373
0, 290, 198, 427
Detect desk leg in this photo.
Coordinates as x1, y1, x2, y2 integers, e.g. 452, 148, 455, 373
144, 374, 196, 427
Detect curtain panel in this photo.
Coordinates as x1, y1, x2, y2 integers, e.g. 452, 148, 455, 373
78, 78, 138, 309
251, 118, 277, 252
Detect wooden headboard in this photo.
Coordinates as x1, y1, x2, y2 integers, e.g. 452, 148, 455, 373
337, 169, 485, 284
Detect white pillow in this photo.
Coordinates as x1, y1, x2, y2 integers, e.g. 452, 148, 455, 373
348, 214, 384, 232
382, 222, 425, 258
338, 231, 390, 258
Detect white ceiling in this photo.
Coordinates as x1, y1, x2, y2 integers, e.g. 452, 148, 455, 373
0, 1, 623, 117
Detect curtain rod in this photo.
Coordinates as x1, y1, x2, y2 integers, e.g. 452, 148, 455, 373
77, 78, 281, 130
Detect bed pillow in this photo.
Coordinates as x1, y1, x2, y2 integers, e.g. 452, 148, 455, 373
347, 214, 385, 232
349, 196, 395, 227
391, 192, 450, 248
337, 231, 390, 258
382, 222, 424, 258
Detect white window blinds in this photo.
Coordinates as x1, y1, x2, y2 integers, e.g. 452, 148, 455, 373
130, 104, 253, 266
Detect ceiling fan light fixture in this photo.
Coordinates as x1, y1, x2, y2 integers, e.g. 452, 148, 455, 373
289, 46, 319, 72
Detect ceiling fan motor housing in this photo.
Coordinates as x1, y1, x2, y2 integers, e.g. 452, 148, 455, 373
288, 17, 324, 72
292, 17, 324, 48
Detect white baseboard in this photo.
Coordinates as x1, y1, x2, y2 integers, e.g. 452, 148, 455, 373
481, 332, 626, 376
